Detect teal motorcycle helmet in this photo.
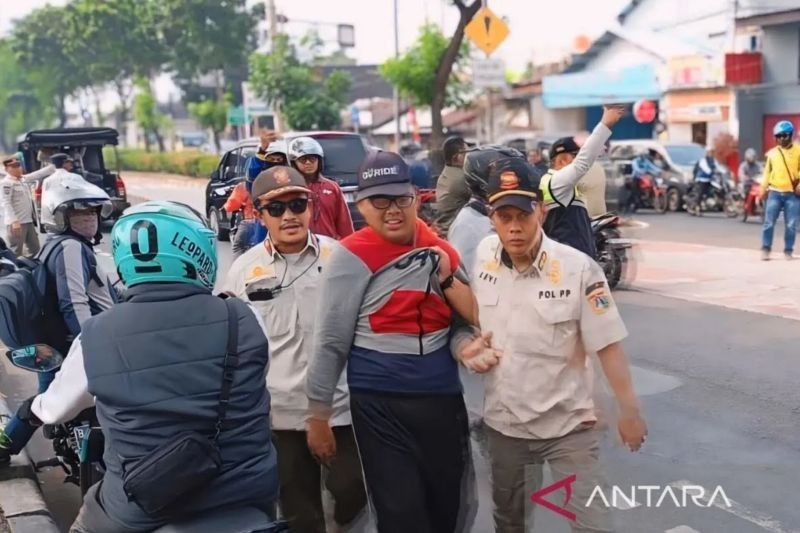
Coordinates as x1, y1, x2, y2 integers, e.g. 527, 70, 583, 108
112, 201, 217, 290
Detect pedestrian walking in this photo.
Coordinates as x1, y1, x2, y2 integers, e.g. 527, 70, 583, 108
223, 166, 367, 532
306, 151, 477, 533
452, 158, 647, 533
760, 120, 800, 261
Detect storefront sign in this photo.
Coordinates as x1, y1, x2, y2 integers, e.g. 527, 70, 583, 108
666, 55, 724, 90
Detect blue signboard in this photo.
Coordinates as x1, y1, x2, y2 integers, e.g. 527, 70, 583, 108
543, 64, 661, 109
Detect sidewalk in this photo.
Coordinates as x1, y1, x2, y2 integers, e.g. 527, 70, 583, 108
632, 240, 800, 321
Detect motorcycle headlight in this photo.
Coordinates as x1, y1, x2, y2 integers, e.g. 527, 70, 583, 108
213, 187, 229, 197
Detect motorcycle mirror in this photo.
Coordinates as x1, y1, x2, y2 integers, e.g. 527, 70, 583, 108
5, 344, 64, 373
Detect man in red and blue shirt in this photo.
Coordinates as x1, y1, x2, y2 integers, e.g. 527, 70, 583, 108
305, 151, 477, 533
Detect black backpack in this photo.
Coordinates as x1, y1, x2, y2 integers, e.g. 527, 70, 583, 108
0, 235, 77, 349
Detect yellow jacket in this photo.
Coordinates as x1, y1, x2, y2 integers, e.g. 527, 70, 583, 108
761, 144, 800, 192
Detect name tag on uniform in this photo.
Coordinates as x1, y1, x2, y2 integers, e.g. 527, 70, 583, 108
538, 289, 571, 300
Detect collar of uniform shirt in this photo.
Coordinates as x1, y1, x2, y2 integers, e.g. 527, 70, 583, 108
498, 230, 551, 278
263, 231, 320, 260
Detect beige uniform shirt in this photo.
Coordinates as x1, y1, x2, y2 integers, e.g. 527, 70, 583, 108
464, 232, 627, 440
578, 161, 608, 218
222, 233, 351, 431
1, 175, 34, 225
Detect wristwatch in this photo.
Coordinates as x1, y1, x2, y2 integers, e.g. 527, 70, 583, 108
440, 273, 455, 290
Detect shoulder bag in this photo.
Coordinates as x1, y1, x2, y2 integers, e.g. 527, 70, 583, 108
121, 297, 239, 516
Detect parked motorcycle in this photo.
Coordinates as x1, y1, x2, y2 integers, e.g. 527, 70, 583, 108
592, 213, 634, 290
741, 182, 765, 223
6, 345, 288, 532
685, 175, 740, 217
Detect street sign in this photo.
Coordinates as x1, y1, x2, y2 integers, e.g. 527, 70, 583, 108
465, 6, 509, 56
227, 105, 246, 127
472, 58, 506, 89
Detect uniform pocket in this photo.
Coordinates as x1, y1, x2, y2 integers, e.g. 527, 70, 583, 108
527, 301, 579, 356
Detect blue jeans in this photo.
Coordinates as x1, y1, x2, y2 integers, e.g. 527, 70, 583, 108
761, 191, 800, 253
2, 370, 56, 454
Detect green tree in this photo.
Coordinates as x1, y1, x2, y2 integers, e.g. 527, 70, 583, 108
11, 4, 90, 127
63, 0, 167, 130
133, 77, 169, 152
249, 35, 352, 131
188, 93, 232, 153
381, 2, 480, 149
0, 40, 50, 151
159, 0, 260, 103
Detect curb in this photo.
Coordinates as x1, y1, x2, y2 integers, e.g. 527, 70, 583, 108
0, 400, 59, 533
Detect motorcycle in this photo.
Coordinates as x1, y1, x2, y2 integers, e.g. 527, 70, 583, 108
626, 174, 668, 213
417, 188, 438, 232
685, 175, 740, 217
741, 182, 765, 223
592, 213, 634, 290
6, 345, 288, 532
5, 345, 104, 496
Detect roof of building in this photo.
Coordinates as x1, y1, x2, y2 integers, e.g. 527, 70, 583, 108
563, 24, 716, 74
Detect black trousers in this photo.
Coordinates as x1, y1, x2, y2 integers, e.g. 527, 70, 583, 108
349, 391, 472, 533
272, 427, 367, 533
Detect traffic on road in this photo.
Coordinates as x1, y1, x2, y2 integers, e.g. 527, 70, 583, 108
2, 0, 800, 528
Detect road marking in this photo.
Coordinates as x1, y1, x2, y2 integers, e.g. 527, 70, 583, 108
669, 481, 799, 533
665, 527, 701, 533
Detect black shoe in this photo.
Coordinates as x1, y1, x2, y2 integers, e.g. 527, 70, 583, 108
0, 447, 11, 467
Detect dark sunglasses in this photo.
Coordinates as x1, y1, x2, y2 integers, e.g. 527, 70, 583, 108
776, 133, 791, 139
262, 198, 309, 217
5, 161, 21, 168
368, 196, 414, 210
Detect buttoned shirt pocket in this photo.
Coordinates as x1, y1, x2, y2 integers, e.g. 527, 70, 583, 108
526, 299, 579, 357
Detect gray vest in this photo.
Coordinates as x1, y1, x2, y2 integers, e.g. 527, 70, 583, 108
81, 283, 278, 530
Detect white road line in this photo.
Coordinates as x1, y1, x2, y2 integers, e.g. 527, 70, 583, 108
665, 526, 701, 533
669, 480, 800, 533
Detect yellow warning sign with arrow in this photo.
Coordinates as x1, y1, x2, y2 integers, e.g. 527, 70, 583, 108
465, 6, 509, 56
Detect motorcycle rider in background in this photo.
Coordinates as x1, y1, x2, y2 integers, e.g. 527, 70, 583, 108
692, 147, 719, 207
288, 137, 354, 240
0, 175, 115, 467
448, 146, 525, 275
229, 141, 288, 257
739, 148, 760, 197
625, 147, 662, 213
16, 201, 280, 532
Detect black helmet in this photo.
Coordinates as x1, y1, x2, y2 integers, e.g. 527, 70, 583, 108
463, 145, 525, 199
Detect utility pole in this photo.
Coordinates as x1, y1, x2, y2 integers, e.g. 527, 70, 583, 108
267, 0, 283, 132
393, 0, 401, 150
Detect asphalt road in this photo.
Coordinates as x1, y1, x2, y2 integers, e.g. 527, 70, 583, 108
2, 181, 799, 532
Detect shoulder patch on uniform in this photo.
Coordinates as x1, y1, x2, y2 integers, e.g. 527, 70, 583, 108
585, 281, 611, 314
548, 259, 561, 285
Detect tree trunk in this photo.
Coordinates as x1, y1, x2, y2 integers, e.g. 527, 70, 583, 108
154, 129, 166, 152
114, 79, 131, 135
429, 0, 480, 151
212, 129, 222, 153
143, 129, 151, 152
56, 93, 68, 127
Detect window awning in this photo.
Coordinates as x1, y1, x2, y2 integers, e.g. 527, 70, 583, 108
543, 64, 661, 109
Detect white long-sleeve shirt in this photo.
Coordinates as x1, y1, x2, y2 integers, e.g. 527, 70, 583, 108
32, 304, 270, 425
547, 123, 612, 208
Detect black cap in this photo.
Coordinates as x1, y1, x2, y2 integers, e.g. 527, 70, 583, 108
487, 158, 541, 213
50, 153, 72, 168
357, 151, 414, 201
550, 137, 580, 158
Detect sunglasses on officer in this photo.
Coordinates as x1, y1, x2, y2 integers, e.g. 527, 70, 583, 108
368, 195, 415, 210
261, 198, 310, 218
775, 133, 791, 139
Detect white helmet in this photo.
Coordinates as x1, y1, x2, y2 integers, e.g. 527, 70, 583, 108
288, 137, 324, 161
266, 140, 288, 159
745, 148, 756, 161
41, 173, 112, 234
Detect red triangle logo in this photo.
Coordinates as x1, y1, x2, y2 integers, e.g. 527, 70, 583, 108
530, 474, 578, 522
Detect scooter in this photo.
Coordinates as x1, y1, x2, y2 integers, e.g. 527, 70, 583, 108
685, 175, 740, 217
591, 213, 634, 290
6, 345, 288, 533
742, 182, 765, 223
632, 174, 669, 213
